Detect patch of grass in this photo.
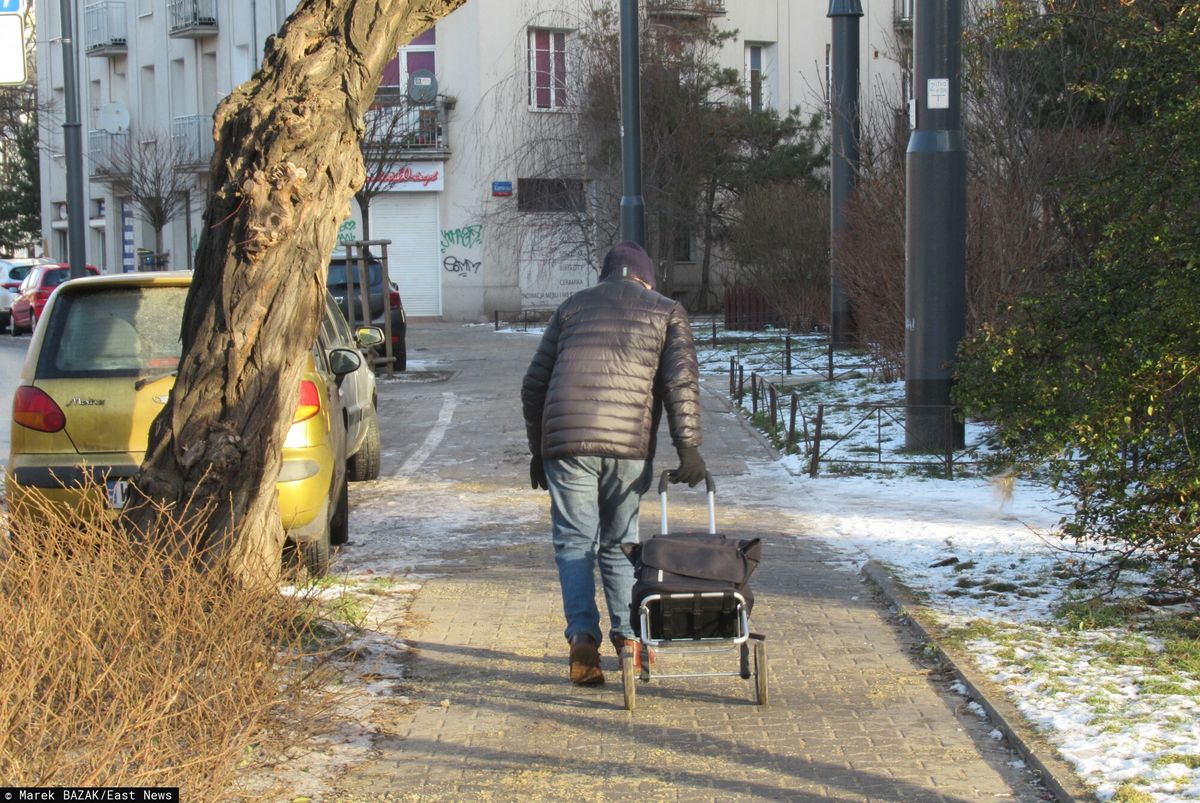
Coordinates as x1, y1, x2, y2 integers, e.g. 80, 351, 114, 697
1140, 679, 1198, 697
1152, 753, 1200, 769
1115, 778, 1161, 803
952, 560, 978, 573
983, 581, 1020, 593
955, 576, 980, 589
1056, 598, 1143, 630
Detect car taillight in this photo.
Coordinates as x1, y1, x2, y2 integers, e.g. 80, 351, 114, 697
293, 380, 321, 423
389, 289, 401, 308
34, 288, 51, 300
1, 281, 18, 290
13, 386, 66, 433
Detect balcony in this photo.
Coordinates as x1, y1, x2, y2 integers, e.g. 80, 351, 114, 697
646, 0, 726, 18
363, 97, 452, 159
84, 1, 127, 56
173, 115, 214, 171
168, 0, 218, 38
895, 0, 914, 30
88, 130, 130, 180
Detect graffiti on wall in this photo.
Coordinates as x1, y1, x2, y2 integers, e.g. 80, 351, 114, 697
440, 223, 483, 254
441, 222, 484, 280
337, 220, 358, 243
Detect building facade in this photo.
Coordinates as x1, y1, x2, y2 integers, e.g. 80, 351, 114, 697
36, 0, 912, 321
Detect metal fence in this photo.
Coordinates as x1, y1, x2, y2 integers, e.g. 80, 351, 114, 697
730, 362, 983, 479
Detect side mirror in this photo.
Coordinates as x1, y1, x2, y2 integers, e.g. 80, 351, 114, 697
328, 347, 363, 381
355, 326, 385, 349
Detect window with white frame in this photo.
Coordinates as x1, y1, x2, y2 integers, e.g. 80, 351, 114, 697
382, 27, 436, 94
528, 28, 568, 110
745, 43, 776, 112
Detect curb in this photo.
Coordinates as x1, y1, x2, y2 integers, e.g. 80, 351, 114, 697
861, 560, 1094, 803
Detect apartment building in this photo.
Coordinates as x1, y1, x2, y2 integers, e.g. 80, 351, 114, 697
36, 0, 912, 320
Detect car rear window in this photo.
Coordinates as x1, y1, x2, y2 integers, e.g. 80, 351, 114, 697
327, 261, 383, 287
8, 265, 31, 282
36, 286, 188, 378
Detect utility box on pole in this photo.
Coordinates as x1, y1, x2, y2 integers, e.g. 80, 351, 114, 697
905, 0, 966, 451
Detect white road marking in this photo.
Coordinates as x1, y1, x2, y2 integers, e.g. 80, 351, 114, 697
395, 391, 457, 478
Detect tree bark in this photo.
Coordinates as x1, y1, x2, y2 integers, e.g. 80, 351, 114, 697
120, 0, 466, 585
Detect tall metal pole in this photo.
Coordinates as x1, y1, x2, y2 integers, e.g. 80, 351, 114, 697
828, 0, 862, 348
618, 0, 645, 246
59, 0, 88, 278
905, 0, 966, 450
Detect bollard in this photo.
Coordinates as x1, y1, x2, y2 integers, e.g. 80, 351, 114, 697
785, 334, 792, 376
944, 406, 955, 479
788, 392, 798, 448
729, 356, 737, 397
769, 384, 778, 437
809, 405, 824, 477
751, 374, 759, 416
495, 310, 500, 331
738, 364, 745, 403
828, 342, 834, 380
712, 318, 718, 347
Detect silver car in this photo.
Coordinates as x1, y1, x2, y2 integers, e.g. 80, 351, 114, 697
321, 291, 384, 482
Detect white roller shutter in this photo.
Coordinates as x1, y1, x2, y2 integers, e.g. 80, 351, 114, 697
370, 194, 442, 316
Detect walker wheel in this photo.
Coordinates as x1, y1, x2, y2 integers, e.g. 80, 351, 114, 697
621, 645, 636, 711
753, 638, 768, 706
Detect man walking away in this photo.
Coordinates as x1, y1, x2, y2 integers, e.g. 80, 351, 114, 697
521, 241, 707, 686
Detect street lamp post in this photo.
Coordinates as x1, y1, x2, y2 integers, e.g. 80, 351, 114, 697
59, 0, 88, 278
828, 0, 863, 349
618, 0, 645, 246
905, 0, 966, 451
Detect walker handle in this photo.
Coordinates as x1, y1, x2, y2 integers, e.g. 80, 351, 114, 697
658, 470, 717, 535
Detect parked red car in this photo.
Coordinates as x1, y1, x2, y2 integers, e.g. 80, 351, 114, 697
10, 263, 100, 336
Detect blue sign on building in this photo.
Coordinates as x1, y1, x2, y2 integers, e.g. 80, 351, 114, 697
0, 0, 21, 14
492, 181, 513, 198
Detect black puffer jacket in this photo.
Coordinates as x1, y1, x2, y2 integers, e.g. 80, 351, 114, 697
522, 278, 701, 461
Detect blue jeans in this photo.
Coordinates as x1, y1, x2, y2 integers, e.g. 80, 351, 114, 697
544, 456, 651, 645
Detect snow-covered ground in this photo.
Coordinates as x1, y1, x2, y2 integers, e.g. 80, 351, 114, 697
702, 327, 1200, 803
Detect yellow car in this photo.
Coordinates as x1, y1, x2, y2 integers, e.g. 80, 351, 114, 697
5, 271, 362, 575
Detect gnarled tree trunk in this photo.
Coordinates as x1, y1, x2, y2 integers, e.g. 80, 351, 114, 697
120, 0, 466, 585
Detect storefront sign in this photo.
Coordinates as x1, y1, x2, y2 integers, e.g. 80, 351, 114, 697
371, 161, 444, 191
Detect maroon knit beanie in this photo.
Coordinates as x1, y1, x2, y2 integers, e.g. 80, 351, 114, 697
599, 241, 656, 290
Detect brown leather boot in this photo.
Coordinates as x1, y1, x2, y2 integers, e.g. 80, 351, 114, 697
568, 634, 604, 686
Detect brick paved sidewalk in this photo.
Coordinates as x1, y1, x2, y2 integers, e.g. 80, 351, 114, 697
333, 353, 1044, 802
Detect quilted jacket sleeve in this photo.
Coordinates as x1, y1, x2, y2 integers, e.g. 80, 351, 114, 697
520, 310, 562, 457
658, 301, 702, 450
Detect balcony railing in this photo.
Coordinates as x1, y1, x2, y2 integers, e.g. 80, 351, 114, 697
84, 1, 127, 56
172, 115, 214, 171
167, 0, 218, 38
646, 0, 726, 17
363, 98, 451, 156
895, 0, 914, 29
88, 130, 130, 179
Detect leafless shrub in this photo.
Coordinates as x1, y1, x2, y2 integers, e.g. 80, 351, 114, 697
0, 482, 336, 798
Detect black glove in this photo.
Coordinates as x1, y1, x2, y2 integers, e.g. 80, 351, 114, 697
670, 446, 706, 487
529, 455, 549, 490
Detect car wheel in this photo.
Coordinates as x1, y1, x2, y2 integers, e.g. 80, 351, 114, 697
301, 518, 332, 577
0, 312, 8, 334
285, 497, 332, 578
347, 408, 381, 482
10, 313, 20, 336
29, 311, 37, 333
330, 477, 350, 546
396, 324, 407, 372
